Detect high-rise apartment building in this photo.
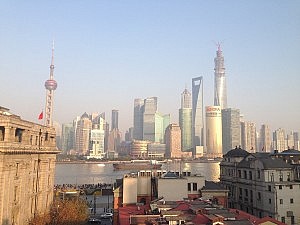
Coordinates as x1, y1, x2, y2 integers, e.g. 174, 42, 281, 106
165, 123, 182, 158
241, 121, 257, 153
222, 108, 241, 154
111, 109, 119, 130
259, 124, 272, 152
214, 44, 227, 109
293, 132, 299, 150
75, 112, 92, 155
192, 77, 204, 150
61, 122, 74, 154
206, 106, 223, 158
273, 128, 286, 152
133, 98, 144, 140
179, 88, 193, 152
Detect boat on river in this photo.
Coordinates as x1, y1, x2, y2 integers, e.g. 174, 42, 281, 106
113, 160, 162, 171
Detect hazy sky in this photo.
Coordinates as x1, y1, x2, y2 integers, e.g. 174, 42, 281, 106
1, 1, 300, 134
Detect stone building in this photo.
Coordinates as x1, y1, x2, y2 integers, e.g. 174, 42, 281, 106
0, 107, 59, 224
220, 147, 300, 225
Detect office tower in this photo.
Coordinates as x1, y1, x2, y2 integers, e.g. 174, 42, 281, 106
154, 113, 170, 143
192, 77, 204, 149
293, 132, 299, 150
241, 121, 257, 153
165, 123, 182, 158
125, 127, 134, 142
108, 129, 121, 157
273, 128, 286, 152
179, 88, 193, 152
88, 124, 105, 159
214, 44, 227, 109
259, 124, 272, 152
61, 122, 75, 154
111, 109, 119, 130
143, 97, 158, 142
44, 42, 58, 127
133, 98, 144, 140
222, 108, 241, 154
205, 106, 223, 158
75, 112, 92, 155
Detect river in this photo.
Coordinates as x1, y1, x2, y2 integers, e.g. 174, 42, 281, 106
54, 161, 220, 185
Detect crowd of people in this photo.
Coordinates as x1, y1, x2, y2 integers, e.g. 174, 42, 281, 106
54, 183, 113, 193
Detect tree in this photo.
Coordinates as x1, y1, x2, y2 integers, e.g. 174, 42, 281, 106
29, 199, 89, 225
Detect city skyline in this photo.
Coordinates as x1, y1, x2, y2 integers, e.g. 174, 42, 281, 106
1, 1, 300, 134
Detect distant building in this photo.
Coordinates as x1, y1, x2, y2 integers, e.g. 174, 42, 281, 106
130, 140, 150, 158
147, 143, 166, 158
88, 124, 105, 159
214, 44, 227, 109
259, 124, 272, 152
61, 122, 74, 154
165, 124, 182, 158
192, 77, 204, 151
107, 128, 121, 158
0, 107, 59, 224
222, 108, 241, 154
179, 88, 193, 152
220, 148, 300, 225
75, 112, 92, 155
241, 121, 257, 153
273, 128, 286, 152
125, 127, 133, 142
133, 99, 144, 140
111, 109, 119, 130
206, 106, 223, 158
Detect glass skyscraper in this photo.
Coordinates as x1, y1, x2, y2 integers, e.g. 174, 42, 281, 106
111, 109, 119, 130
133, 98, 144, 140
214, 45, 227, 109
179, 88, 193, 152
192, 77, 204, 149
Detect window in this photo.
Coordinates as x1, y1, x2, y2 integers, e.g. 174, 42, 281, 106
279, 185, 282, 189
281, 217, 285, 223
258, 192, 261, 201
280, 199, 283, 204
290, 198, 294, 204
249, 171, 252, 180
257, 170, 261, 179
244, 170, 247, 179
290, 185, 293, 189
268, 185, 271, 192
193, 183, 197, 191
279, 172, 283, 181
287, 173, 291, 181
270, 172, 274, 182
269, 199, 271, 204
187, 183, 191, 191
238, 170, 241, 178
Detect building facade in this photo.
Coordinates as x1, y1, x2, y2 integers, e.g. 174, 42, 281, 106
192, 77, 204, 150
220, 148, 300, 225
0, 107, 59, 224
259, 124, 272, 152
205, 106, 223, 158
222, 108, 241, 154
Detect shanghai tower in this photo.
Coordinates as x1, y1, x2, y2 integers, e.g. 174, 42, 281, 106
214, 44, 227, 109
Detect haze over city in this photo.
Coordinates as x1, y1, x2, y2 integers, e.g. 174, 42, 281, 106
1, 1, 300, 134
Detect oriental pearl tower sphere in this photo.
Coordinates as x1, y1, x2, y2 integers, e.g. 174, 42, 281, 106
44, 42, 58, 127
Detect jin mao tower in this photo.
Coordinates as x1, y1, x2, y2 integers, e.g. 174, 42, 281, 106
44, 42, 58, 126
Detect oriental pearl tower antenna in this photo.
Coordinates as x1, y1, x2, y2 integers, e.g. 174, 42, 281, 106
44, 41, 58, 127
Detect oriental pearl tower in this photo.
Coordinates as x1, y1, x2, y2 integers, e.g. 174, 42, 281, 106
44, 42, 57, 127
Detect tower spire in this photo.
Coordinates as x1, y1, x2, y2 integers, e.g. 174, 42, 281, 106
44, 42, 58, 126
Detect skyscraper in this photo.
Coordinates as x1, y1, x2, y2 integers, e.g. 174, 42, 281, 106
111, 109, 119, 130
143, 97, 158, 142
222, 108, 241, 154
61, 122, 75, 154
75, 112, 92, 155
206, 106, 223, 158
44, 42, 58, 127
259, 124, 271, 152
133, 98, 144, 140
241, 121, 257, 153
273, 128, 286, 152
165, 123, 182, 158
192, 77, 204, 149
214, 44, 227, 109
179, 88, 193, 152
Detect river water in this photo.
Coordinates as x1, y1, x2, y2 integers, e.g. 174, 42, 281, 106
54, 161, 220, 185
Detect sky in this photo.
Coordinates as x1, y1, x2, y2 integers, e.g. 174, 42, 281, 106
1, 1, 300, 135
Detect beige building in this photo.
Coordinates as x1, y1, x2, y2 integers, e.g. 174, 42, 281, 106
75, 112, 92, 155
0, 107, 59, 224
205, 106, 223, 158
